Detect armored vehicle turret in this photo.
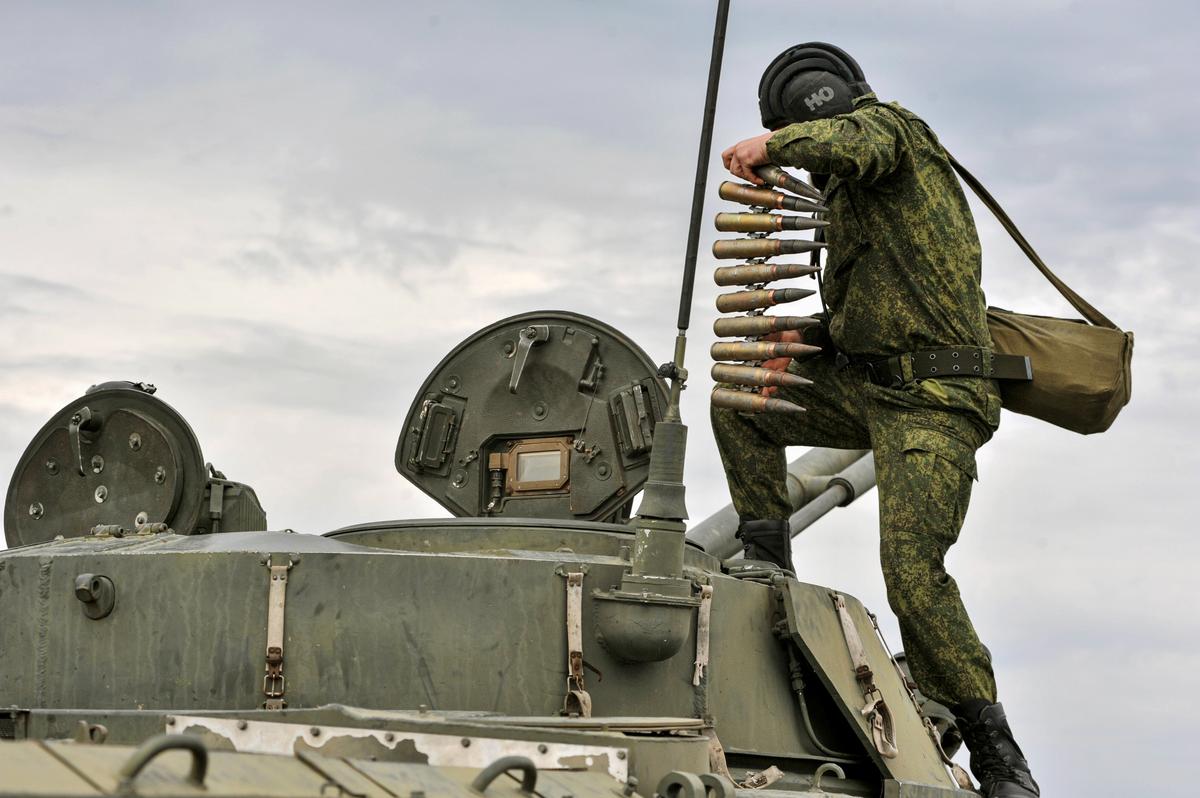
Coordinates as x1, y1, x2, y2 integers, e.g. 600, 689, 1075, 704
0, 306, 972, 798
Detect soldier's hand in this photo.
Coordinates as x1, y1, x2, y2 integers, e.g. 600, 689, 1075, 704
721, 132, 773, 184
759, 330, 802, 397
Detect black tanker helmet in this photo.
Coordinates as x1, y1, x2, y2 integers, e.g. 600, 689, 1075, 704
758, 42, 871, 129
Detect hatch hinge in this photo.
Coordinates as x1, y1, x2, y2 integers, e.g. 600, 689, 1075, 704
263, 557, 294, 710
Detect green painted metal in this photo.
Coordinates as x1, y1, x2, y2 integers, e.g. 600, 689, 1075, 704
0, 737, 636, 798
0, 301, 974, 797
395, 310, 667, 524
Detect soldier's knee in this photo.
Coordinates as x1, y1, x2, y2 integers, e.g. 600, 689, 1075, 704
710, 401, 743, 444
880, 533, 954, 618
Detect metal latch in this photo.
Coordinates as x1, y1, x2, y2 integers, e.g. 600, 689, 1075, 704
411, 401, 459, 471
68, 406, 100, 477
263, 557, 294, 710
562, 571, 593, 717
509, 325, 550, 394
610, 381, 657, 457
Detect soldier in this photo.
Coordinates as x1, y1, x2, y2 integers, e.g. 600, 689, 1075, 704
713, 43, 1039, 798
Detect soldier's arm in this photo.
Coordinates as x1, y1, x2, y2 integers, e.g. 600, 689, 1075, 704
766, 109, 903, 184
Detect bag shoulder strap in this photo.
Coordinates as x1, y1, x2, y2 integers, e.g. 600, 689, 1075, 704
945, 152, 1119, 330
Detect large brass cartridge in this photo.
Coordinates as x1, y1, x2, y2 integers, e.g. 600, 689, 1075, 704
712, 363, 813, 389
711, 387, 806, 415
719, 182, 828, 214
713, 314, 820, 337
713, 238, 826, 260
710, 341, 821, 361
714, 213, 829, 233
753, 165, 825, 201
715, 287, 813, 313
713, 262, 819, 286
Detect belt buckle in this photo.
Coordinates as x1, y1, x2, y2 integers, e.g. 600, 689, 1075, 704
866, 358, 906, 389
864, 360, 900, 388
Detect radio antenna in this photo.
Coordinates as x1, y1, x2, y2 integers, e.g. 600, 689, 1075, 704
663, 0, 729, 419
636, 0, 730, 524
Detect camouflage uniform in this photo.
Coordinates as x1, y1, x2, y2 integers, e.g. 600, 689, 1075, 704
711, 93, 1003, 709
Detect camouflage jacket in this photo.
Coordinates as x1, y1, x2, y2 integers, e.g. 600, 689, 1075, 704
766, 93, 991, 360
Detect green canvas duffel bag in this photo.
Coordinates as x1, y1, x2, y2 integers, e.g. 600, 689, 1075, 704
951, 155, 1135, 435
986, 307, 1134, 434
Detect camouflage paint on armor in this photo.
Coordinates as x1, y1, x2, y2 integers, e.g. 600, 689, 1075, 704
712, 353, 998, 707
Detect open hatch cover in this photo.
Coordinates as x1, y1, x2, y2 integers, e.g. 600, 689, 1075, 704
396, 311, 668, 522
4, 382, 208, 547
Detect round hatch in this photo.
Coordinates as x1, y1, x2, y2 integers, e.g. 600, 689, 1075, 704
395, 311, 668, 522
4, 382, 207, 547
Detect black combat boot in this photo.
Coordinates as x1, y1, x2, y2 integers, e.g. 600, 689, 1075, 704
954, 699, 1040, 797
735, 519, 793, 572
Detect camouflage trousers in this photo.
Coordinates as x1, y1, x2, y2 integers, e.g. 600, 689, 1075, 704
711, 351, 1001, 708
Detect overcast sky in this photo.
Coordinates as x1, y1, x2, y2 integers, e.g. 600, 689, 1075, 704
2, 1, 1197, 794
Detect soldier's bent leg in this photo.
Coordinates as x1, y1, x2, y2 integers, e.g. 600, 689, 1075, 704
867, 410, 997, 709
711, 353, 870, 566
712, 353, 871, 519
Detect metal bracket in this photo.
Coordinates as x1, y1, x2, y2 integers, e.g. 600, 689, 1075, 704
263, 557, 294, 710
562, 571, 592, 717
693, 584, 714, 686
832, 592, 898, 759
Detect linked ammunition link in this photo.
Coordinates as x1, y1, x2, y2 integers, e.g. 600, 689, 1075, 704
715, 287, 814, 313
718, 182, 827, 213
713, 238, 825, 260
753, 164, 825, 202
712, 363, 814, 389
711, 387, 807, 415
714, 213, 829, 233
714, 262, 819, 287
711, 341, 820, 362
712, 315, 819, 337
710, 166, 827, 415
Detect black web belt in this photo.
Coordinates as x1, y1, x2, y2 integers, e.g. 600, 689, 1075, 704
862, 346, 1033, 388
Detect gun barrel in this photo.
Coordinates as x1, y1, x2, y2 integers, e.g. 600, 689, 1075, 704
711, 341, 820, 361
718, 182, 828, 214
713, 262, 819, 286
753, 165, 825, 201
687, 448, 876, 558
715, 287, 813, 313
712, 363, 813, 389
714, 213, 828, 233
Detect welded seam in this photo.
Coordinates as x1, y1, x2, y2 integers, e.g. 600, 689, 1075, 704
35, 557, 52, 708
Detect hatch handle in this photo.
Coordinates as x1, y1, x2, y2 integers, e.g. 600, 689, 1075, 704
116, 734, 208, 792
68, 406, 100, 476
509, 325, 550, 394
470, 755, 538, 794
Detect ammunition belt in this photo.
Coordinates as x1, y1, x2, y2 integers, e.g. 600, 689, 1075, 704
862, 346, 1032, 388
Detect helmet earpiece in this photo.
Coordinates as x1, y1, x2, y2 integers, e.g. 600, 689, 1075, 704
759, 42, 871, 128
